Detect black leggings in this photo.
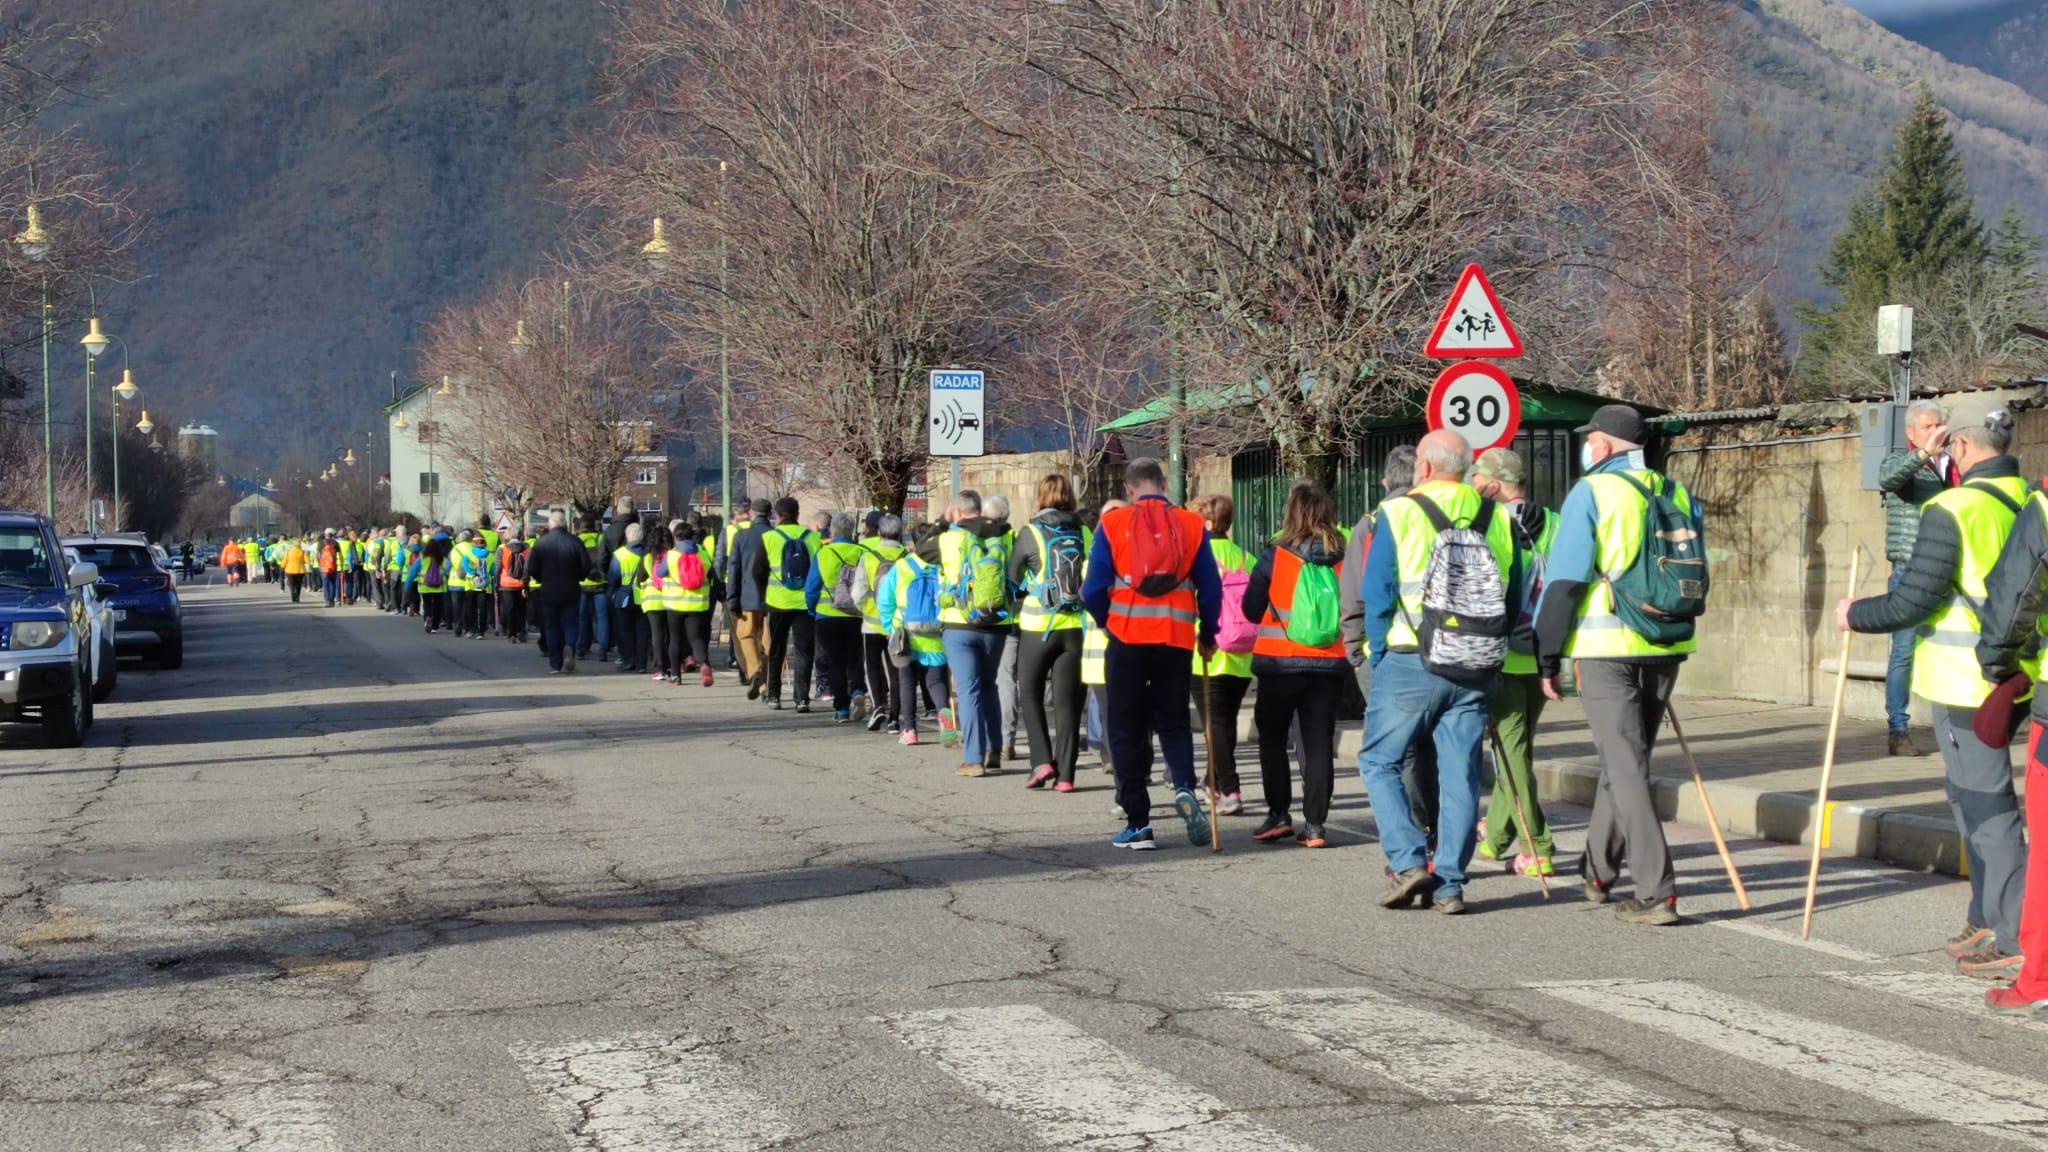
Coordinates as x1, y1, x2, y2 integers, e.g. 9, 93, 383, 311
421, 591, 447, 631
899, 662, 949, 733
648, 611, 680, 675
1191, 673, 1252, 795
863, 632, 892, 717
680, 612, 712, 668
1255, 672, 1341, 825
815, 615, 863, 711
1017, 628, 1085, 783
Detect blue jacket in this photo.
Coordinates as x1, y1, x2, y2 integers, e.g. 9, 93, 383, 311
1531, 453, 1704, 674
1080, 496, 1222, 645
805, 535, 856, 613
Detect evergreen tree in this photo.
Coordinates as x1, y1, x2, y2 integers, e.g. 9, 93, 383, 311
1798, 87, 1988, 389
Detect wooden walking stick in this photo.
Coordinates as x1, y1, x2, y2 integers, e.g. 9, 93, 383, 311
1802, 547, 1863, 938
1665, 706, 1751, 912
1200, 664, 1222, 853
1486, 725, 1550, 898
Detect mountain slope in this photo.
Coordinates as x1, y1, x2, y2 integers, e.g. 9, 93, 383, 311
1891, 1, 2048, 103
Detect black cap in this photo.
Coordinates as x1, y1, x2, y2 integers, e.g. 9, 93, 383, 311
863, 510, 883, 535
1575, 404, 1645, 444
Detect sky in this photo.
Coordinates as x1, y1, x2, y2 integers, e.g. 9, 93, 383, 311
1841, 0, 2020, 21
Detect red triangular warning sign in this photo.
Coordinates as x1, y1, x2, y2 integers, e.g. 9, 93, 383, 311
1424, 264, 1523, 359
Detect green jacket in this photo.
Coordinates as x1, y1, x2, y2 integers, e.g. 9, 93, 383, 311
1879, 449, 1951, 564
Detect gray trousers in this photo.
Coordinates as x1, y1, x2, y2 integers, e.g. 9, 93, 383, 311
1932, 704, 2027, 954
997, 626, 1020, 749
1578, 660, 1679, 902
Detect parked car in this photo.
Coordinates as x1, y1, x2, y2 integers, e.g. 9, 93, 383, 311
62, 546, 118, 703
60, 533, 183, 669
0, 511, 100, 746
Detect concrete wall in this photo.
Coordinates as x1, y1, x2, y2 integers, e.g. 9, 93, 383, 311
924, 448, 1234, 522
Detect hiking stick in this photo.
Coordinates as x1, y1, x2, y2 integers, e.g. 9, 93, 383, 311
1200, 664, 1221, 853
1802, 547, 1861, 938
1486, 724, 1550, 899
1665, 707, 1750, 912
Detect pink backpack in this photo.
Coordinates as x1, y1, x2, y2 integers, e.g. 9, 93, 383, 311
1215, 565, 1258, 654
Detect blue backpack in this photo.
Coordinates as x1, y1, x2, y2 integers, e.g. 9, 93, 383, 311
902, 559, 944, 636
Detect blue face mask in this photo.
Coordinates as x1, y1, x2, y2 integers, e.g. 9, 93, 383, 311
1579, 443, 1597, 472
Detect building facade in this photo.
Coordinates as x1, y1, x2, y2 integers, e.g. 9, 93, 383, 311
383, 386, 486, 527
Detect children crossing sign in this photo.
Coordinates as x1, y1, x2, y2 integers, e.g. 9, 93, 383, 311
1424, 264, 1523, 359
929, 369, 985, 457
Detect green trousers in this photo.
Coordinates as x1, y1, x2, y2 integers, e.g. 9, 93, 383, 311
1484, 671, 1553, 859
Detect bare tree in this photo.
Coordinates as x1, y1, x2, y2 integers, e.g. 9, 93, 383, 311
416, 276, 667, 520
585, 0, 1037, 513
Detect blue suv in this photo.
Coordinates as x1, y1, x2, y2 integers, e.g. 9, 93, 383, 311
0, 511, 101, 746
61, 534, 184, 669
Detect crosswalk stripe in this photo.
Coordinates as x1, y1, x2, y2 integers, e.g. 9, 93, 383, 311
1535, 979, 2048, 1145
1699, 916, 1884, 962
1830, 970, 2048, 1032
1226, 988, 1799, 1152
512, 1034, 796, 1151
878, 1004, 1318, 1151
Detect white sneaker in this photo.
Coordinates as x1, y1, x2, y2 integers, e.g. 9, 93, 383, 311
1218, 792, 1243, 816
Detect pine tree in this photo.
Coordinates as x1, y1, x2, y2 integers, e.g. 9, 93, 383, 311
1798, 87, 1988, 389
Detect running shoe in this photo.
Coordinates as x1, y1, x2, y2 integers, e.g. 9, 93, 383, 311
899, 731, 920, 746
1112, 826, 1156, 850
938, 707, 958, 748
701, 669, 715, 687
1217, 792, 1243, 816
1946, 925, 1995, 959
1295, 823, 1327, 849
1052, 781, 1076, 793
1173, 788, 1211, 847
1613, 898, 1681, 926
1252, 813, 1294, 842
865, 709, 888, 733
1512, 853, 1555, 877
1475, 842, 1505, 862
834, 709, 852, 723
1960, 951, 2025, 980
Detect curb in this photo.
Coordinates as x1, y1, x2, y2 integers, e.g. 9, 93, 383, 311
1223, 710, 1964, 876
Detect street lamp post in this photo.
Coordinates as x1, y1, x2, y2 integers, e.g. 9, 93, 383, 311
111, 365, 138, 532
642, 160, 733, 512
15, 206, 52, 518
81, 314, 109, 531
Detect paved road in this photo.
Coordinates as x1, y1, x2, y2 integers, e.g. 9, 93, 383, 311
0, 583, 2038, 1151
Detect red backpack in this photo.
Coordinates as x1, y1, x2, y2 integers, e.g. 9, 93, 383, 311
1125, 501, 1189, 596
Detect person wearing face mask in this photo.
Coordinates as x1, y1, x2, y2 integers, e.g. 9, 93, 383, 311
1533, 405, 1701, 926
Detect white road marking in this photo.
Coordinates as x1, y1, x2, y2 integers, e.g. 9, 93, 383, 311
878, 1003, 1317, 1151
1831, 970, 2048, 1032
1535, 979, 2048, 1147
1700, 916, 1884, 962
1226, 988, 1799, 1152
513, 1033, 795, 1151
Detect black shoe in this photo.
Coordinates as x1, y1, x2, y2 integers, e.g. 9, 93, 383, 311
747, 682, 761, 701
1379, 866, 1434, 910
865, 709, 888, 733
1888, 731, 1928, 757
795, 701, 812, 715
1434, 894, 1468, 915
1613, 898, 1680, 926
770, 699, 783, 711
1252, 812, 1295, 842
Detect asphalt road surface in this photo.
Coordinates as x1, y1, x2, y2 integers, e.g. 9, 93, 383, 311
0, 582, 2039, 1151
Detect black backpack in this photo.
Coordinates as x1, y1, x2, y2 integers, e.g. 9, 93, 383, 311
777, 528, 812, 591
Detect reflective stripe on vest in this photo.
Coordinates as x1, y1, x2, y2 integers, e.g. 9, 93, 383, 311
615, 547, 646, 606
1912, 477, 2028, 707
1101, 500, 1205, 650
1561, 472, 1699, 660
815, 542, 865, 618
579, 533, 606, 589
1081, 618, 1108, 685
1377, 482, 1516, 651
1251, 546, 1345, 661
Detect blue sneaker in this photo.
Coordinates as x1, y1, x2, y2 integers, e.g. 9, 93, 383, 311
1173, 789, 1211, 847
834, 709, 852, 723
1113, 826, 1157, 850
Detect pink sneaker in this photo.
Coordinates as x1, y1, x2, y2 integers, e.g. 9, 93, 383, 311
1512, 853, 1555, 877
899, 731, 921, 746
1025, 765, 1057, 790
1052, 780, 1075, 793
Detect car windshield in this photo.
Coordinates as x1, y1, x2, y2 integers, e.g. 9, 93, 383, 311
68, 544, 154, 572
0, 527, 58, 588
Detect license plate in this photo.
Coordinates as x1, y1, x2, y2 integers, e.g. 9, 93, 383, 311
112, 610, 127, 622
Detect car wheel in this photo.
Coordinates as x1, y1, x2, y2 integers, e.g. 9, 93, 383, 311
157, 635, 184, 671
92, 641, 118, 702
42, 676, 87, 748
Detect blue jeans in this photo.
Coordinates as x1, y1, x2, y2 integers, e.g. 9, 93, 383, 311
580, 587, 611, 657
1886, 565, 1914, 733
538, 599, 581, 671
1356, 652, 1493, 898
942, 629, 1008, 764
322, 572, 340, 606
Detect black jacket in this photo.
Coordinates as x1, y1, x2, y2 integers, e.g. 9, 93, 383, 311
1850, 455, 2021, 636
1979, 478, 2048, 719
525, 527, 592, 605
726, 519, 771, 613
1242, 537, 1349, 677
1007, 508, 1083, 588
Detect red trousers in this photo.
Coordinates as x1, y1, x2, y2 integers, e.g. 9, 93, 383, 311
2016, 724, 2048, 998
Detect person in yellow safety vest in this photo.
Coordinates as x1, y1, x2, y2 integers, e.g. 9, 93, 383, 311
609, 521, 650, 673
1848, 411, 2029, 978
1079, 499, 1125, 773
877, 523, 949, 745
1007, 475, 1090, 791
1468, 446, 1561, 877
385, 526, 407, 613
641, 523, 683, 682
856, 513, 907, 733
574, 520, 608, 662
1189, 493, 1254, 815
981, 494, 1023, 763
1533, 405, 1697, 926
1358, 430, 1522, 915
462, 530, 494, 637
809, 513, 870, 722
446, 530, 476, 636
673, 522, 718, 687
477, 517, 500, 554
757, 496, 820, 712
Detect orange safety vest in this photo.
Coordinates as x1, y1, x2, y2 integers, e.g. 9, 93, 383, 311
1251, 546, 1346, 660
319, 543, 338, 574
1100, 499, 1206, 650
498, 545, 525, 589
221, 542, 242, 566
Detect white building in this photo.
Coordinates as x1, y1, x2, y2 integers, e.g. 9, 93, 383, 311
383, 384, 486, 527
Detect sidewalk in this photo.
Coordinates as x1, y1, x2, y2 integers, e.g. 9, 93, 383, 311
1229, 691, 2009, 876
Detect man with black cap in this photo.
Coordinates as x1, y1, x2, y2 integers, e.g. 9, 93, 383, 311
1534, 404, 1702, 926
726, 497, 774, 695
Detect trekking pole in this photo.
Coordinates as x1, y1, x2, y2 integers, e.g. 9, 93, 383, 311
1485, 724, 1549, 899
1665, 706, 1751, 912
1803, 547, 1862, 938
1200, 664, 1221, 854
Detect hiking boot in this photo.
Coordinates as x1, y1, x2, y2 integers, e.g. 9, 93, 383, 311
1173, 788, 1211, 846
1582, 875, 1612, 905
1434, 893, 1468, 915
1613, 898, 1681, 926
957, 762, 986, 778
1252, 812, 1295, 842
1295, 823, 1327, 849
1380, 866, 1434, 909
1888, 731, 1928, 757
1113, 826, 1156, 850
1945, 925, 1995, 959
1217, 792, 1243, 816
1960, 951, 2024, 981
1025, 765, 1057, 790
1985, 985, 2048, 1016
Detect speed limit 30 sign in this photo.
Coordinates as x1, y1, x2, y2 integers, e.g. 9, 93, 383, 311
1426, 361, 1521, 454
